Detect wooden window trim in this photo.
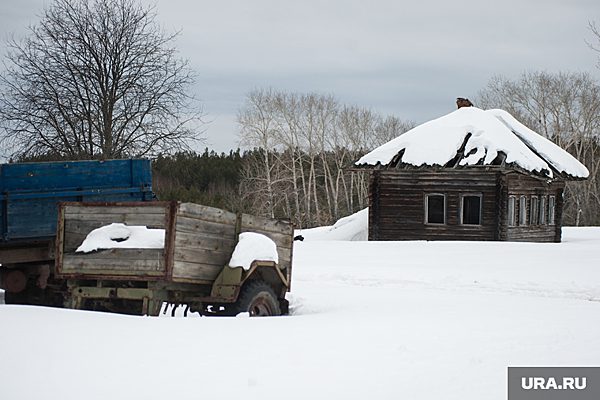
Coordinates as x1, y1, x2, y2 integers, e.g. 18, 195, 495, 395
460, 193, 483, 226
519, 195, 528, 226
424, 193, 446, 225
508, 196, 516, 227
530, 195, 539, 225
539, 196, 546, 225
548, 195, 556, 225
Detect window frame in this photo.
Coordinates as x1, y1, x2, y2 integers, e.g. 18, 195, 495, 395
539, 195, 546, 225
460, 193, 483, 226
519, 195, 528, 226
530, 195, 539, 225
548, 195, 556, 225
508, 195, 516, 227
424, 193, 447, 225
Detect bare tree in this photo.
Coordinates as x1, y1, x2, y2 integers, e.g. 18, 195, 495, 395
478, 71, 600, 225
238, 89, 413, 227
0, 0, 201, 160
588, 21, 600, 70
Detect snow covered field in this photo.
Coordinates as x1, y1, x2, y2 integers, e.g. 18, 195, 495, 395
1, 227, 600, 400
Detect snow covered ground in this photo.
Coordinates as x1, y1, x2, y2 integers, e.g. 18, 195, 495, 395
1, 227, 600, 400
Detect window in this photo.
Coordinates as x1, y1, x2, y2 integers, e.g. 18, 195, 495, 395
519, 195, 527, 225
548, 195, 556, 225
425, 194, 446, 224
530, 196, 539, 225
539, 196, 546, 225
508, 196, 516, 227
461, 194, 482, 225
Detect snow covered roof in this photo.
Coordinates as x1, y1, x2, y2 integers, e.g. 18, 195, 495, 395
355, 107, 589, 180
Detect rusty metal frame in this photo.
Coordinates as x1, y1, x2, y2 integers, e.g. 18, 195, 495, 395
242, 260, 289, 288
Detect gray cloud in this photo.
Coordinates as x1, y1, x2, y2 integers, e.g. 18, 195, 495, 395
2, 0, 599, 152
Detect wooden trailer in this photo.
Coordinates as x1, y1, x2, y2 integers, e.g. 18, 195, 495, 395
55, 201, 294, 316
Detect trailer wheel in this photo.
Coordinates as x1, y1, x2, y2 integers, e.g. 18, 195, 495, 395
235, 280, 281, 317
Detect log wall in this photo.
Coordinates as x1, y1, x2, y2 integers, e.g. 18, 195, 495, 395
369, 170, 500, 241
503, 172, 564, 243
367, 169, 566, 243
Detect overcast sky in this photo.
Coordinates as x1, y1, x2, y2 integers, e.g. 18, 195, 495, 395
1, 0, 599, 153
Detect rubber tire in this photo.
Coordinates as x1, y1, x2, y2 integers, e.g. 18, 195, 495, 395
234, 280, 281, 317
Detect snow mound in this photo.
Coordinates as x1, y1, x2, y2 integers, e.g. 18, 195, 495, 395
76, 223, 165, 253
228, 232, 279, 270
356, 107, 589, 179
297, 208, 368, 241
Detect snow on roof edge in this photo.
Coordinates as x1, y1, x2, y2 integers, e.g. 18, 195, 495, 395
354, 107, 589, 180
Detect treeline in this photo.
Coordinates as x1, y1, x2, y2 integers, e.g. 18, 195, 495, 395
237, 90, 414, 228
152, 149, 244, 212
151, 91, 414, 229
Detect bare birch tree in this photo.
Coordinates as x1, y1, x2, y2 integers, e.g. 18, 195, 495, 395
478, 71, 600, 225
237, 89, 413, 227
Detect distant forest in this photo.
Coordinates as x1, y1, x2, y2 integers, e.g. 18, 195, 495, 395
152, 149, 245, 212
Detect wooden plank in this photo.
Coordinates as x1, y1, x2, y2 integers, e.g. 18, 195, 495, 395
178, 203, 237, 224
62, 214, 166, 227
63, 248, 165, 261
173, 247, 231, 266
240, 229, 293, 249
63, 232, 89, 253
61, 250, 165, 275
64, 218, 166, 236
172, 260, 222, 281
241, 214, 293, 236
175, 216, 236, 237
174, 231, 237, 253
277, 249, 292, 269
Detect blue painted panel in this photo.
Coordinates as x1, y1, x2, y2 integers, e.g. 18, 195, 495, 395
0, 159, 153, 241
0, 159, 152, 192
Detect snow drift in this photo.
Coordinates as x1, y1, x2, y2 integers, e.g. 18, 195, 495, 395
296, 208, 368, 241
2, 227, 600, 400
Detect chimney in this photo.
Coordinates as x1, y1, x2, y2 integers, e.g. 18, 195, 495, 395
456, 98, 474, 109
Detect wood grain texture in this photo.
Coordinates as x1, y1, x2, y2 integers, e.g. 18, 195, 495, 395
368, 169, 566, 242
57, 201, 295, 284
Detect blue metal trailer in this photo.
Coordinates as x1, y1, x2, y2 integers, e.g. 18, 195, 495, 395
0, 159, 153, 305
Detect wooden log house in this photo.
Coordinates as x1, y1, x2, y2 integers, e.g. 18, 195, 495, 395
354, 101, 589, 242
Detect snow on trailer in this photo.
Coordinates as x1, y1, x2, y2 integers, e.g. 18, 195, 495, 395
55, 201, 294, 316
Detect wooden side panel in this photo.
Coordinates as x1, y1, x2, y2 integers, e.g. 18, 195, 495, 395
171, 203, 238, 282
61, 249, 165, 277
57, 202, 170, 279
170, 204, 294, 283
369, 169, 500, 241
